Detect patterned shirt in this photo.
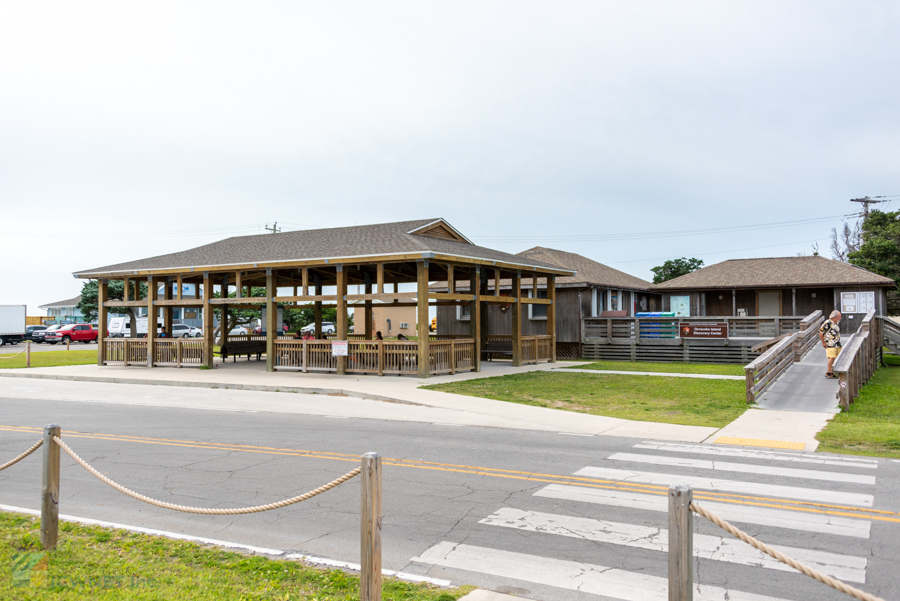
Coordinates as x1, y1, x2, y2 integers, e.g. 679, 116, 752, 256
819, 319, 841, 348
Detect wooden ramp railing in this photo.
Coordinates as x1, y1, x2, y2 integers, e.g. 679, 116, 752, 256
743, 333, 798, 404
882, 316, 900, 355
834, 310, 879, 410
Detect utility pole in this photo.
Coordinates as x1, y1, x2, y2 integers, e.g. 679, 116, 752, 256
850, 196, 888, 218
265, 222, 281, 234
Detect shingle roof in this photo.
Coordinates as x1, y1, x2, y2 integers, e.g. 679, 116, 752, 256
39, 295, 81, 309
74, 219, 571, 276
651, 256, 896, 290
431, 247, 650, 291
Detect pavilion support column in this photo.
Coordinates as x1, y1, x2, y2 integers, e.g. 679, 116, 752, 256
203, 272, 214, 368
511, 270, 522, 367
265, 269, 276, 372
314, 274, 323, 339
336, 265, 348, 375
220, 275, 229, 349
163, 277, 173, 337
547, 275, 557, 363
469, 267, 481, 372
480, 271, 489, 356
147, 276, 157, 368
364, 273, 373, 340
417, 260, 431, 378
97, 279, 108, 366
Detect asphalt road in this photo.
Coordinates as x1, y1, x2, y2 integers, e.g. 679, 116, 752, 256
1, 388, 898, 601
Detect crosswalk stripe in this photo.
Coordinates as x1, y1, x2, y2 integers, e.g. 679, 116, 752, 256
535, 484, 871, 538
608, 453, 877, 485
575, 466, 874, 507
413, 541, 790, 601
481, 508, 867, 583
634, 442, 879, 468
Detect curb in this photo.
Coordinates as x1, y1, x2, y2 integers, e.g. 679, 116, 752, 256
0, 371, 425, 407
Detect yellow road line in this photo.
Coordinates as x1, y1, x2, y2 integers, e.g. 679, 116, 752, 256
2, 424, 897, 522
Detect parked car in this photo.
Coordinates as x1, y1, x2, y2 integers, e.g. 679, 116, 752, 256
229, 327, 250, 335
44, 324, 99, 345
25, 325, 48, 341
300, 321, 336, 334
171, 324, 202, 338
32, 324, 62, 344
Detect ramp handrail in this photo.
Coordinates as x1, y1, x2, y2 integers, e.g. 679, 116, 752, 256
743, 332, 797, 404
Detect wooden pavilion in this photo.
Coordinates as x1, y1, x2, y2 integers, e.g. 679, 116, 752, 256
73, 219, 575, 377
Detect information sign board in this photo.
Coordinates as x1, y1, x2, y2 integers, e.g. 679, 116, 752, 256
680, 322, 728, 338
331, 340, 348, 357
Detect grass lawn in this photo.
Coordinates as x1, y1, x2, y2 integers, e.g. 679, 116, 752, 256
0, 350, 97, 370
566, 361, 745, 376
422, 371, 747, 427
816, 352, 900, 459
0, 512, 469, 601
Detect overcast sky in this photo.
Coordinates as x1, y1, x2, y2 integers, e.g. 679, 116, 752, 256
2, 2, 898, 313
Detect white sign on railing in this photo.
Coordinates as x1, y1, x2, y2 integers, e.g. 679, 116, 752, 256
331, 341, 348, 357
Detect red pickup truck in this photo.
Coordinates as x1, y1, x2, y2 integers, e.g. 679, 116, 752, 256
44, 324, 99, 345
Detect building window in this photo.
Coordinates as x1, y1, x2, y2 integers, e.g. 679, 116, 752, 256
528, 289, 548, 320
457, 304, 471, 321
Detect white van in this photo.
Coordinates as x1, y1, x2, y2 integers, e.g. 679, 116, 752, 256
108, 317, 164, 338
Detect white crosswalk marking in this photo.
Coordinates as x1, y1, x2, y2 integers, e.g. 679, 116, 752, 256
575, 466, 875, 506
534, 483, 871, 538
413, 542, 791, 601
481, 508, 867, 582
607, 452, 877, 484
634, 442, 879, 468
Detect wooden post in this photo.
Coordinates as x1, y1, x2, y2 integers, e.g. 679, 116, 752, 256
26, 340, 31, 367
164, 277, 174, 339
447, 264, 455, 293
450, 338, 457, 374
378, 341, 385, 376
417, 260, 430, 378
547, 275, 556, 363
314, 274, 323, 339
732, 289, 736, 316
470, 267, 481, 372
147, 276, 156, 367
360, 452, 382, 601
124, 277, 130, 302
791, 288, 796, 316
336, 265, 348, 375
97, 278, 108, 366
301, 267, 309, 295
220, 274, 229, 351
511, 270, 522, 367
376, 263, 384, 294
266, 269, 276, 372
66, 338, 70, 351
494, 269, 500, 296
365, 273, 373, 341
203, 272, 214, 368
235, 271, 242, 298
41, 424, 61, 550
177, 275, 183, 300
668, 484, 693, 601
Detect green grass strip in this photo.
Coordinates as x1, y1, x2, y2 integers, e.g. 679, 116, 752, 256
0, 512, 470, 600
0, 350, 97, 370
423, 371, 746, 428
566, 361, 745, 376
816, 352, 900, 459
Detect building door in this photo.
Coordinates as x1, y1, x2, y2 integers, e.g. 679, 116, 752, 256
758, 291, 780, 316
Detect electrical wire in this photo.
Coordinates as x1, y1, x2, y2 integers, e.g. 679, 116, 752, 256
606, 237, 828, 264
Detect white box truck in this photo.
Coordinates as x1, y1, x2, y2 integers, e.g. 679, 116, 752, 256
0, 305, 26, 346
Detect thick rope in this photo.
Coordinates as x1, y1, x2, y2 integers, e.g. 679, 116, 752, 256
0, 439, 43, 472
0, 348, 28, 359
691, 501, 884, 601
53, 435, 360, 515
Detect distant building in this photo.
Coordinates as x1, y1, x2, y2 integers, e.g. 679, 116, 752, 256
38, 296, 84, 324
352, 305, 417, 337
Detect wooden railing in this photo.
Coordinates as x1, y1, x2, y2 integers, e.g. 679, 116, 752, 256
743, 333, 798, 404
272, 339, 476, 376
583, 315, 806, 342
834, 310, 879, 410
882, 316, 900, 353
792, 310, 824, 361
521, 335, 553, 364
103, 338, 205, 368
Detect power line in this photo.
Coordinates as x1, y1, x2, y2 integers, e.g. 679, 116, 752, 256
607, 237, 827, 265
850, 196, 889, 218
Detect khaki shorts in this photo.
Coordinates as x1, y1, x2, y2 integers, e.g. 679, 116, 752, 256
826, 347, 841, 359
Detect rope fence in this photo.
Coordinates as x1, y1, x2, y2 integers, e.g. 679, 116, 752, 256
1, 424, 383, 601
0, 439, 42, 471
0, 348, 28, 359
668, 484, 885, 601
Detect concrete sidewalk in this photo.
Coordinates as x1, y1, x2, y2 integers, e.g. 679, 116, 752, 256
0, 360, 718, 442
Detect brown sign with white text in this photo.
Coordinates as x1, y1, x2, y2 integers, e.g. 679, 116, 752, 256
680, 322, 728, 338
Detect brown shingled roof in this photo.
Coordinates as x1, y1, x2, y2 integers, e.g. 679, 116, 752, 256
38, 295, 82, 309
74, 219, 572, 276
651, 256, 896, 290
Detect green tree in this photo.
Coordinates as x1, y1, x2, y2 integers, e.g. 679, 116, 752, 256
848, 209, 900, 314
78, 279, 147, 338
650, 258, 704, 284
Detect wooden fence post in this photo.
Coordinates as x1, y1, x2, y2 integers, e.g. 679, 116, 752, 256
41, 424, 61, 550
26, 340, 31, 368
361, 452, 382, 601
668, 484, 693, 601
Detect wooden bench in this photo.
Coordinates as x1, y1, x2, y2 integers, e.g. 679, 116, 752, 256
218, 340, 266, 362
482, 340, 513, 361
